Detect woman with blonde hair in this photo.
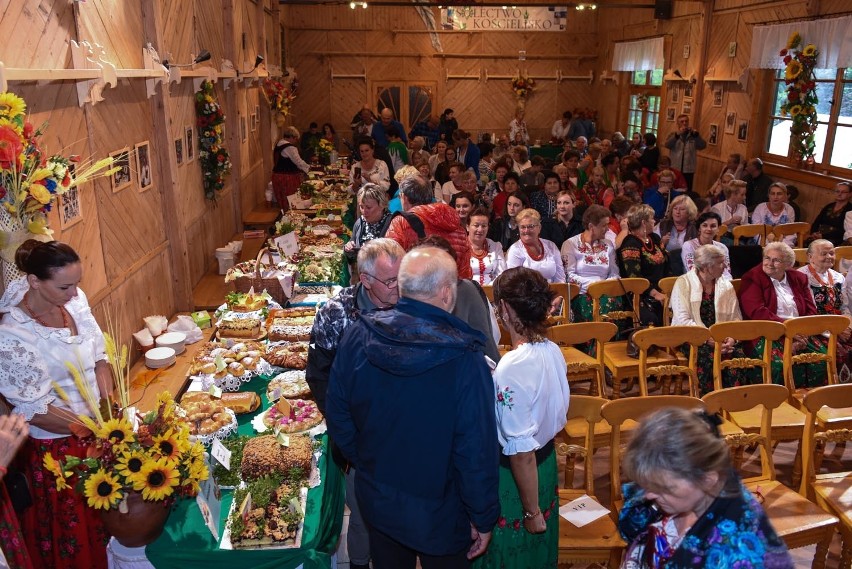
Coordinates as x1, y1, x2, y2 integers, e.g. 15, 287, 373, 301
711, 179, 748, 236
506, 209, 565, 283
655, 194, 698, 275
618, 204, 671, 325
751, 182, 796, 246
272, 125, 310, 212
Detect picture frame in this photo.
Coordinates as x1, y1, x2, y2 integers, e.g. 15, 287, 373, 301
185, 126, 195, 162
724, 111, 737, 135
666, 107, 677, 122
251, 113, 257, 132
708, 124, 719, 145
683, 83, 694, 100
135, 141, 153, 192
110, 149, 132, 193
175, 138, 184, 166
241, 116, 247, 143
737, 119, 749, 142
681, 101, 692, 116
670, 86, 680, 104
712, 86, 723, 108
59, 174, 83, 229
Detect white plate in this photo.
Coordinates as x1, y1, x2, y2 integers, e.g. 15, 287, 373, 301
146, 347, 176, 368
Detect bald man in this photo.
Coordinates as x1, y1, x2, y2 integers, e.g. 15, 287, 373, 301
326, 247, 499, 569
372, 108, 408, 148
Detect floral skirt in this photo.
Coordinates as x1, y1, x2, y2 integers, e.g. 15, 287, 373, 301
753, 338, 830, 389
686, 342, 762, 396
571, 293, 632, 354
0, 481, 32, 569
271, 172, 302, 213
472, 447, 559, 569
21, 436, 109, 569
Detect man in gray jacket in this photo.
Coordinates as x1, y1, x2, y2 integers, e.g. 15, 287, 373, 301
665, 113, 706, 192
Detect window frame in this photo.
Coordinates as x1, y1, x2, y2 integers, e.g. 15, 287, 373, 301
626, 70, 663, 139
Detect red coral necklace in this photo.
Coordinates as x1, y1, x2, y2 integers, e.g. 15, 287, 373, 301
524, 239, 545, 261
23, 293, 70, 329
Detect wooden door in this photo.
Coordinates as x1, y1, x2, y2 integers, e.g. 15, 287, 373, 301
372, 81, 437, 131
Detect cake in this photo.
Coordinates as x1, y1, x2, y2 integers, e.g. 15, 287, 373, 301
267, 370, 311, 400
265, 342, 308, 369
240, 434, 313, 481
267, 319, 311, 342
218, 318, 261, 339
263, 399, 323, 433
226, 291, 269, 313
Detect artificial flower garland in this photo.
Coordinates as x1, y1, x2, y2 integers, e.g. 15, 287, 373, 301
262, 70, 298, 118
779, 32, 819, 160
195, 81, 232, 200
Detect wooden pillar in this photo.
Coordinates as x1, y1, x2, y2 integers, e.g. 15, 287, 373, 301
258, 0, 273, 184
223, 0, 244, 232
140, 0, 194, 312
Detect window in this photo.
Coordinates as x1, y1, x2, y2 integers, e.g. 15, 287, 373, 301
766, 68, 852, 171
627, 70, 663, 138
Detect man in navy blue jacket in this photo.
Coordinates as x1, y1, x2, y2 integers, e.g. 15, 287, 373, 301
326, 246, 499, 568
453, 129, 481, 181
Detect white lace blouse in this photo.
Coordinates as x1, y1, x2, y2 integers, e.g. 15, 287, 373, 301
493, 341, 569, 455
0, 278, 105, 439
561, 234, 619, 294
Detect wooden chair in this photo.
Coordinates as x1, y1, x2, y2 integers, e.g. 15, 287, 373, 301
703, 384, 838, 566
557, 395, 626, 567
601, 395, 705, 507
730, 278, 742, 294
546, 322, 617, 396
715, 223, 728, 241
587, 278, 678, 399
770, 222, 810, 248
834, 245, 852, 274
794, 247, 809, 267
800, 384, 852, 567
732, 223, 767, 245
783, 315, 851, 399
547, 282, 579, 326
657, 276, 678, 327
481, 284, 494, 303
631, 325, 711, 397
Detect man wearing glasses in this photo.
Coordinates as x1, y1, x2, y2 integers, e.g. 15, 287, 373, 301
307, 238, 405, 569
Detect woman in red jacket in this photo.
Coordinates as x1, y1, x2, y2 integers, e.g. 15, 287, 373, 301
738, 241, 818, 386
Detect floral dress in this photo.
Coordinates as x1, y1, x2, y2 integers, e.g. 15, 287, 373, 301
617, 234, 671, 327
798, 266, 852, 385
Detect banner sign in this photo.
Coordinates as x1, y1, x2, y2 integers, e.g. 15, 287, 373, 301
440, 6, 568, 32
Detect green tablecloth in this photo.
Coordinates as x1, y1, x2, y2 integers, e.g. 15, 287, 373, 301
146, 376, 345, 569
529, 145, 563, 162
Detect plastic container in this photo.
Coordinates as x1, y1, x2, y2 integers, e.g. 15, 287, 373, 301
215, 247, 235, 275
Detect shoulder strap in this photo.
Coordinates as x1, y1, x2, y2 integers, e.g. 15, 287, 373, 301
399, 211, 426, 239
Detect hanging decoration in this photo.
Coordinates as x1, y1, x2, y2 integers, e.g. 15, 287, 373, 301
779, 32, 819, 163
261, 68, 299, 120
637, 94, 650, 111
195, 80, 232, 200
511, 75, 535, 100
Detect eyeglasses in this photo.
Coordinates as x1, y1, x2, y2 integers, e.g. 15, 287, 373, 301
763, 256, 785, 265
363, 271, 398, 288
519, 224, 540, 231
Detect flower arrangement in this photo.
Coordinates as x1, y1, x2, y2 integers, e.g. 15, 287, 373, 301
262, 71, 298, 118
43, 329, 208, 511
636, 94, 649, 112
0, 91, 117, 236
313, 138, 335, 160
195, 81, 232, 200
511, 75, 535, 99
779, 32, 819, 160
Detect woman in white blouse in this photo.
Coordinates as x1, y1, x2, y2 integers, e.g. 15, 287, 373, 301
506, 209, 565, 283
561, 204, 619, 323
468, 207, 507, 286
751, 182, 796, 246
710, 179, 748, 243
681, 211, 731, 278
349, 137, 390, 193
478, 267, 568, 567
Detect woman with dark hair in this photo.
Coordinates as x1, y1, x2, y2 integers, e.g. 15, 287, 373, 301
491, 172, 522, 220
638, 132, 659, 172
438, 108, 458, 142
349, 136, 390, 193
484, 161, 511, 207
472, 267, 569, 569
272, 125, 311, 212
434, 146, 458, 187
619, 408, 791, 567
449, 190, 476, 227
489, 191, 530, 251
807, 181, 852, 246
468, 207, 507, 286
0, 240, 113, 568
681, 211, 731, 277
540, 189, 583, 249
321, 122, 339, 152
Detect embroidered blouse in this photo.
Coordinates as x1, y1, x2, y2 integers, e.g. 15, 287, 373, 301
0, 278, 105, 439
506, 238, 566, 284
561, 234, 619, 294
469, 239, 507, 286
681, 239, 731, 278
349, 159, 391, 191
751, 203, 796, 246
798, 265, 846, 315
492, 341, 569, 455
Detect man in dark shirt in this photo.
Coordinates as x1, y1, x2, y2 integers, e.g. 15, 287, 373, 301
743, 157, 774, 212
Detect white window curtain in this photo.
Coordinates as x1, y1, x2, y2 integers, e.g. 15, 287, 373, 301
750, 15, 852, 70
612, 37, 665, 72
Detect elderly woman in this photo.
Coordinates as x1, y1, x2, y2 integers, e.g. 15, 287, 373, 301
751, 182, 796, 246
671, 244, 750, 394
489, 191, 529, 252
440, 161, 465, 203
710, 179, 748, 243
643, 168, 683, 221
506, 209, 566, 284
471, 268, 569, 569
530, 172, 562, 220
808, 181, 852, 246
562, 204, 621, 324
512, 145, 531, 175
484, 161, 511, 206
619, 408, 792, 568
468, 207, 507, 286
509, 109, 530, 146
681, 212, 731, 278
656, 194, 698, 255
345, 184, 394, 278
618, 204, 671, 326
349, 137, 390, 193
272, 125, 311, 212
739, 242, 818, 386
799, 239, 852, 383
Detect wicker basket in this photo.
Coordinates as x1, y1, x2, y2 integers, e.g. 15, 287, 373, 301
232, 248, 291, 304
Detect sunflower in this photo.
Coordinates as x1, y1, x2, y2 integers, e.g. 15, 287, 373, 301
152, 429, 188, 463
114, 449, 147, 480
132, 458, 179, 501
785, 60, 803, 80
96, 417, 135, 447
790, 105, 803, 116
0, 93, 26, 121
786, 31, 802, 50
83, 470, 124, 510
802, 44, 816, 57
42, 454, 71, 491
155, 392, 175, 419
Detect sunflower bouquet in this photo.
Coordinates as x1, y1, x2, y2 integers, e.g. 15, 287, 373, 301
261, 75, 297, 118
511, 75, 535, 99
43, 329, 208, 511
779, 32, 819, 160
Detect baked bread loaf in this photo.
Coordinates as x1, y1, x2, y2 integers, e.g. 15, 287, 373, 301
268, 320, 310, 342
218, 318, 261, 339
220, 392, 261, 414
267, 370, 311, 400
266, 342, 308, 369
240, 434, 313, 481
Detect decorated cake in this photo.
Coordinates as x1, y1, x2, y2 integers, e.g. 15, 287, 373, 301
263, 399, 323, 433
240, 434, 313, 481
218, 317, 262, 339
267, 370, 311, 400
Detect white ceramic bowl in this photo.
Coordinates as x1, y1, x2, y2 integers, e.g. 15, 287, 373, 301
145, 347, 176, 369
156, 332, 187, 355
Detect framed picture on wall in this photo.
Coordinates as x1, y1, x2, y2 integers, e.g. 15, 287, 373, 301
712, 86, 724, 108
666, 107, 676, 122
175, 138, 184, 166
251, 113, 257, 132
682, 101, 692, 116
708, 124, 719, 145
737, 119, 749, 142
724, 111, 737, 134
135, 141, 153, 192
59, 182, 82, 229
241, 116, 247, 143
185, 126, 195, 162
683, 83, 694, 100
110, 149, 132, 193
671, 86, 680, 104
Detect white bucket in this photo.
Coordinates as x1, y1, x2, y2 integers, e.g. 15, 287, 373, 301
215, 247, 235, 275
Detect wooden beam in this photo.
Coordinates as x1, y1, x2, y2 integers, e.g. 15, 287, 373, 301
223, 0, 244, 233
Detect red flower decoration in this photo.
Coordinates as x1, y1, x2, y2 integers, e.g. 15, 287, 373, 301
0, 125, 23, 169
497, 517, 507, 528
780, 49, 788, 56
783, 55, 792, 64
513, 520, 521, 530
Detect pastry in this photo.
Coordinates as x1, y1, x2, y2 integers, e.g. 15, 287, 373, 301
239, 434, 313, 481
226, 291, 268, 313
220, 392, 260, 414
265, 343, 308, 369
263, 399, 323, 433
267, 320, 311, 342
267, 370, 311, 400
179, 392, 232, 436
218, 318, 261, 339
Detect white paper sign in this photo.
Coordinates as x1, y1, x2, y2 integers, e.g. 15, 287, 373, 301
211, 439, 232, 471
274, 232, 299, 258
196, 453, 222, 540
208, 385, 223, 399
558, 494, 611, 527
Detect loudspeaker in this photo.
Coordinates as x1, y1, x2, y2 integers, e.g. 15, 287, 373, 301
654, 0, 672, 19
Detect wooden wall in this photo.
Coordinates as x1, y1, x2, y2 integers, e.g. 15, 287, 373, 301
0, 0, 278, 357
281, 5, 601, 143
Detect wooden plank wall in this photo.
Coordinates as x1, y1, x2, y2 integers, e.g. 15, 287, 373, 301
0, 0, 278, 360
281, 6, 600, 143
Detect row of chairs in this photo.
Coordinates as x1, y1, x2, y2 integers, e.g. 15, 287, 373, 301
559, 384, 852, 568
727, 222, 811, 247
